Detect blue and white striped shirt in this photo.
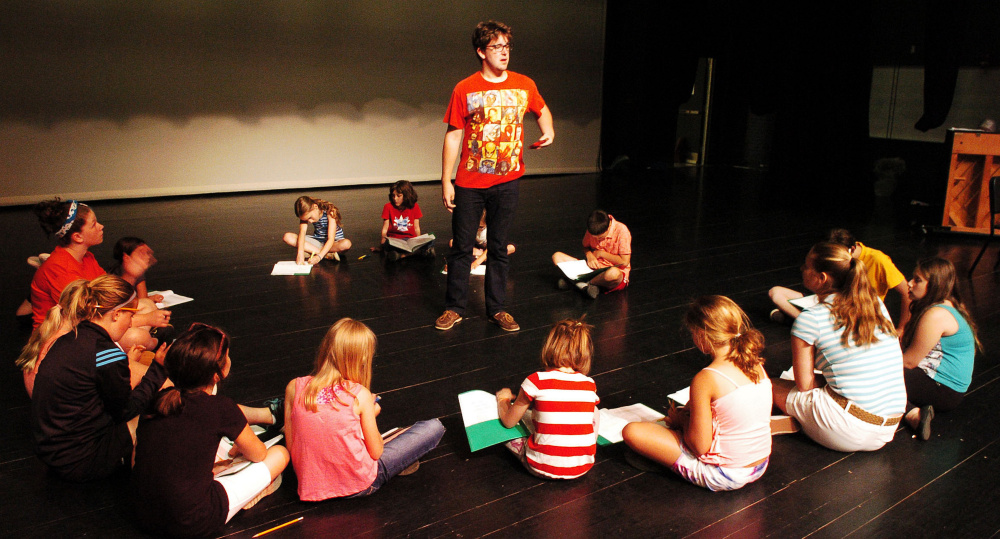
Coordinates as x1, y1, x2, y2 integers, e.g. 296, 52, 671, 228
791, 295, 906, 417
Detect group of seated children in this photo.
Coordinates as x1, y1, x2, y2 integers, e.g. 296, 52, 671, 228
22, 280, 443, 536
283, 181, 435, 266
768, 230, 979, 443
18, 196, 982, 533
18, 199, 174, 394
282, 181, 633, 302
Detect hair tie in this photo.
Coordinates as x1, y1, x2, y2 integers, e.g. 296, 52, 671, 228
53, 200, 79, 238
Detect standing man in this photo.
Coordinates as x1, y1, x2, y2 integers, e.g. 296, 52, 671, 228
436, 20, 554, 332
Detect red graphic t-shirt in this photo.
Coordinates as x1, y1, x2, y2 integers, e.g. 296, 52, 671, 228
444, 71, 546, 189
382, 203, 423, 239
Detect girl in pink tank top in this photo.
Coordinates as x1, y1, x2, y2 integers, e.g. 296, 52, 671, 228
622, 296, 772, 491
284, 318, 444, 501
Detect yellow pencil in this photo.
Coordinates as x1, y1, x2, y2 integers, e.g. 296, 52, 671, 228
252, 516, 304, 538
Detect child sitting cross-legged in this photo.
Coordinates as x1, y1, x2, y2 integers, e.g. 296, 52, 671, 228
131, 323, 289, 538
551, 209, 631, 299
285, 318, 445, 500
495, 318, 600, 479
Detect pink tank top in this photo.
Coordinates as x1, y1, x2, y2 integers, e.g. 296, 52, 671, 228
697, 368, 773, 468
288, 377, 377, 500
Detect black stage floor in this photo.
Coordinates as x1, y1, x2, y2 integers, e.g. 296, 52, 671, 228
2, 168, 999, 538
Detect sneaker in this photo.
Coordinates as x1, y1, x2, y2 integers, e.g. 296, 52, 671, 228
491, 311, 520, 332
149, 324, 176, 345
435, 310, 462, 330
325, 251, 341, 261
243, 474, 282, 510
27, 256, 43, 268
398, 460, 420, 476
769, 308, 786, 323
584, 284, 600, 299
264, 397, 285, 432
917, 405, 934, 441
770, 415, 800, 435
386, 251, 401, 262
557, 278, 573, 290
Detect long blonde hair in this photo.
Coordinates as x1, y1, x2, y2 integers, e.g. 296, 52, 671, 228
302, 318, 376, 412
16, 279, 88, 373
684, 295, 765, 383
808, 242, 896, 346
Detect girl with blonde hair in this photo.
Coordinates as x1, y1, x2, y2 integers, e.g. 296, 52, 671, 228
30, 275, 170, 481
285, 318, 444, 500
623, 296, 771, 491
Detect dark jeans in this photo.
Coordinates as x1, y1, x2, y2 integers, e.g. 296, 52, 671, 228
904, 367, 964, 412
445, 180, 519, 316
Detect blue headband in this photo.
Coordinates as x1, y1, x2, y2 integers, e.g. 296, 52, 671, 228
53, 200, 79, 239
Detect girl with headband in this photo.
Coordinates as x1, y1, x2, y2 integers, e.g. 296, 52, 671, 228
29, 198, 171, 350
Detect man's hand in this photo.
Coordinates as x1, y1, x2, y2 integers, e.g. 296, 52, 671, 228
442, 181, 456, 213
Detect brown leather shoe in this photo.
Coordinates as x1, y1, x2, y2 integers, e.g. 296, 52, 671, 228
435, 310, 462, 330
490, 311, 520, 332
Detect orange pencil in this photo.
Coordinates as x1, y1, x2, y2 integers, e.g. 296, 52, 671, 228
252, 516, 303, 538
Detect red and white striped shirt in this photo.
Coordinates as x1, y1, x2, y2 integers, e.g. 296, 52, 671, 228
521, 370, 600, 479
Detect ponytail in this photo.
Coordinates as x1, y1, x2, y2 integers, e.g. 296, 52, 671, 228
809, 243, 895, 347
685, 296, 765, 383
153, 387, 185, 416
16, 277, 130, 374
294, 196, 343, 229
727, 328, 766, 383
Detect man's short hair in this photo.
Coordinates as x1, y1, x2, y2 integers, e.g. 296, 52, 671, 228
588, 210, 611, 236
826, 228, 856, 248
473, 20, 512, 54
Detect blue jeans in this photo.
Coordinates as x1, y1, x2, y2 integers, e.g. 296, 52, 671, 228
347, 419, 445, 497
445, 180, 519, 316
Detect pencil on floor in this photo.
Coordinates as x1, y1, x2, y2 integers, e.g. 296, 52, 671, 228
252, 516, 303, 538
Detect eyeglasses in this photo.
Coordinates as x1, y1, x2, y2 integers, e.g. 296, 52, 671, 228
486, 43, 511, 52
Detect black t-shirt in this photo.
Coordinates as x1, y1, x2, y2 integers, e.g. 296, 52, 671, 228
131, 390, 247, 538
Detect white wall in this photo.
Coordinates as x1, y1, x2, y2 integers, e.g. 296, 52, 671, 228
0, 2, 605, 206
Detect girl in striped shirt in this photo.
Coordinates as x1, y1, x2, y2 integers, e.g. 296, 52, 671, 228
772, 242, 906, 452
496, 318, 600, 479
282, 196, 351, 264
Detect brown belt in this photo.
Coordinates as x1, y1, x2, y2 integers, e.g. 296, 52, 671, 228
824, 385, 901, 427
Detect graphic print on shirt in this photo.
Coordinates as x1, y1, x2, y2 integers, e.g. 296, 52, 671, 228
392, 215, 412, 234
464, 89, 528, 176
918, 342, 944, 379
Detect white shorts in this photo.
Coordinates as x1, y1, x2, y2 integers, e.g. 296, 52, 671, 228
214, 461, 273, 523
670, 444, 768, 492
785, 387, 898, 452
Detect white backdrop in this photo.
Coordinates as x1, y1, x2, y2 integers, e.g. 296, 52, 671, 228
0, 2, 605, 205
